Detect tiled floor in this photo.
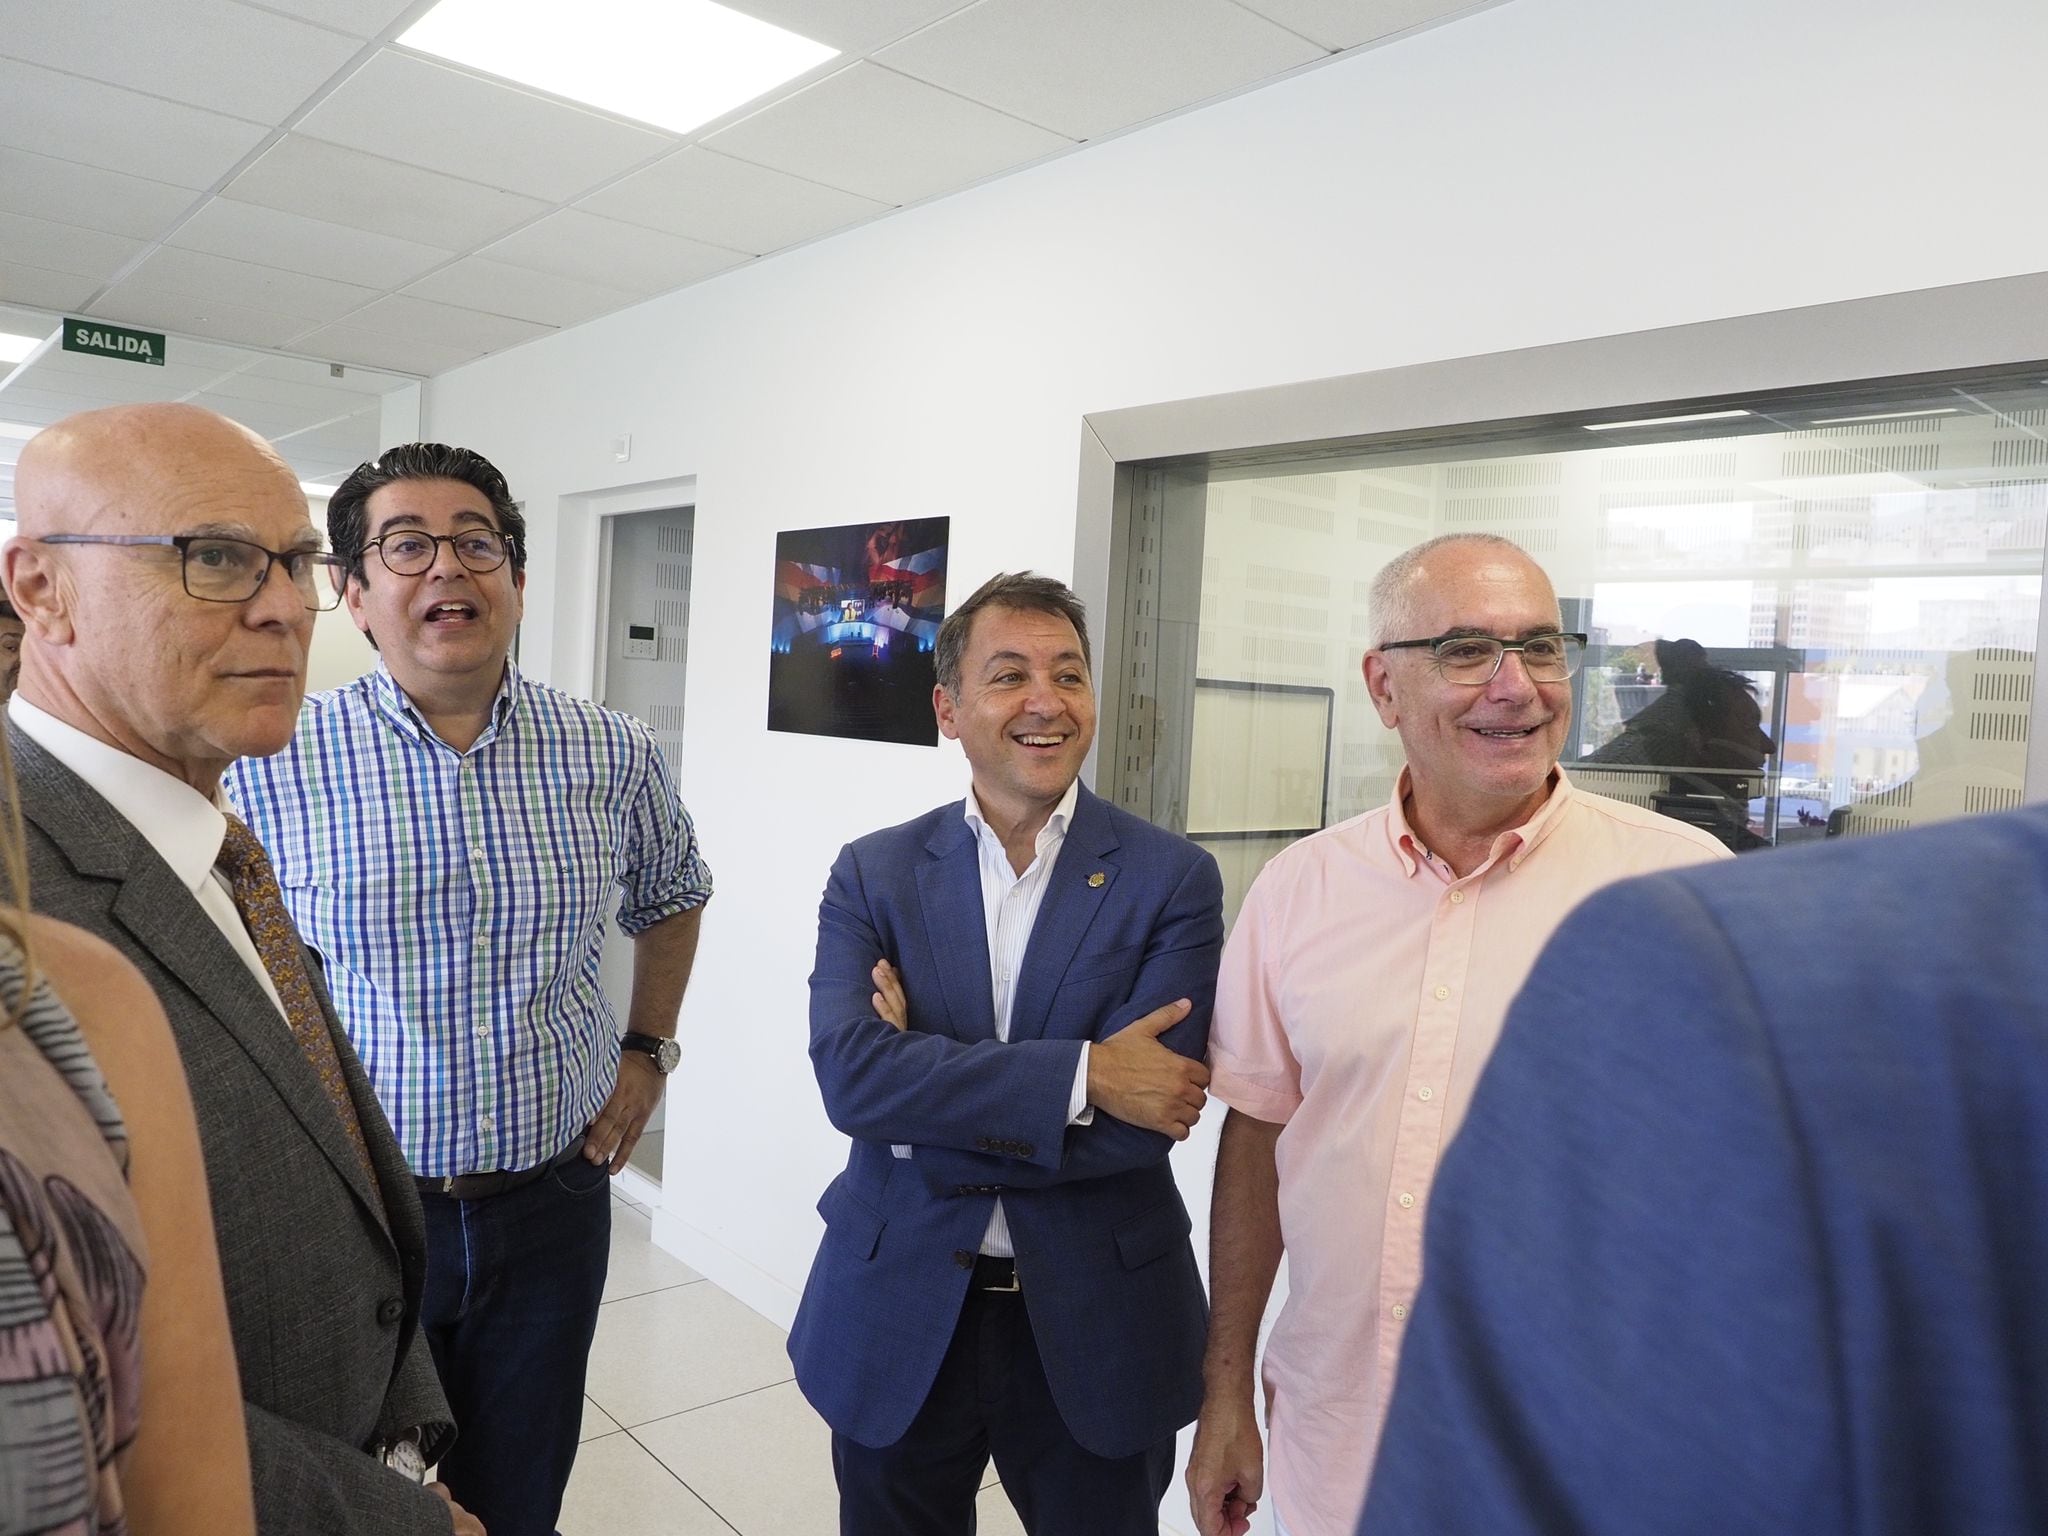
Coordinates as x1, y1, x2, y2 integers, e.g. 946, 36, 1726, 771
564, 1187, 1022, 1536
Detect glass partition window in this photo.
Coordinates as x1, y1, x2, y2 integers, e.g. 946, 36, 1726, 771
1110, 375, 2048, 921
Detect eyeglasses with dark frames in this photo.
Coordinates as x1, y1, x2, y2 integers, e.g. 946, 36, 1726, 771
362, 529, 515, 578
1378, 631, 1588, 685
36, 534, 345, 612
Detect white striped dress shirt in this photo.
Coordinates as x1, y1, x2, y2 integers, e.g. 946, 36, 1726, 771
963, 777, 1093, 1257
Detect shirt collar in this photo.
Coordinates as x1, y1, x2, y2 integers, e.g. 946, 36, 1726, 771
1384, 764, 1576, 878
8, 695, 228, 896
369, 656, 523, 750
963, 776, 1080, 857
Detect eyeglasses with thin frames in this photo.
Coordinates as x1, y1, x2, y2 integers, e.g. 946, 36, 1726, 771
1377, 631, 1588, 685
36, 534, 345, 612
361, 529, 515, 578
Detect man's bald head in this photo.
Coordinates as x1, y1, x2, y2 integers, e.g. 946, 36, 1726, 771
5, 403, 320, 794
15, 402, 300, 540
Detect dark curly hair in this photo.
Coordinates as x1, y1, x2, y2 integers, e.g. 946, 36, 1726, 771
326, 443, 527, 584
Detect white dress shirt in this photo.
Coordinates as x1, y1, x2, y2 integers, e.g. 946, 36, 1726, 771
965, 777, 1094, 1257
10, 697, 286, 1018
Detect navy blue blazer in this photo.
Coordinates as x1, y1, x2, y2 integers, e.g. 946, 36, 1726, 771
1361, 805, 2048, 1536
788, 785, 1223, 1458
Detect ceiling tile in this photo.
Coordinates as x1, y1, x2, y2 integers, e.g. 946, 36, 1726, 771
250, 0, 422, 40
271, 416, 383, 460
578, 147, 891, 255
297, 50, 676, 203
87, 282, 311, 348
0, 387, 107, 423
238, 353, 418, 393
0, 266, 96, 317
876, 0, 1326, 140
718, 0, 971, 53
0, 150, 199, 241
198, 370, 388, 418
0, 58, 272, 189
340, 295, 553, 354
402, 258, 639, 328
293, 324, 480, 376
181, 391, 338, 440
3, 0, 364, 123
0, 213, 145, 284
704, 62, 1071, 206
1230, 0, 1490, 51
0, 263, 100, 314
224, 136, 549, 251
121, 247, 381, 325
479, 209, 749, 293
167, 199, 455, 290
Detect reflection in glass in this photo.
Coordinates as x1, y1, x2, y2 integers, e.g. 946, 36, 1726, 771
1148, 376, 2048, 921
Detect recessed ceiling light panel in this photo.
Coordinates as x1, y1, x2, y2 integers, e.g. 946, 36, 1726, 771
0, 332, 46, 365
400, 0, 839, 137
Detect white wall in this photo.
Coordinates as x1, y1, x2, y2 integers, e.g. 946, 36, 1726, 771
422, 0, 2048, 1453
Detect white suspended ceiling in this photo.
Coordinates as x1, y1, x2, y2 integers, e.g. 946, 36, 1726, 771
0, 0, 1502, 503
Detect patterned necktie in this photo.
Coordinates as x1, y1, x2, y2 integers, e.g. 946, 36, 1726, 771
215, 814, 383, 1208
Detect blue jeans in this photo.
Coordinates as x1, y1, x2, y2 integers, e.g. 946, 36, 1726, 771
419, 1149, 612, 1536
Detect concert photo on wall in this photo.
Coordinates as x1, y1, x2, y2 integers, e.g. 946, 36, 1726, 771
768, 517, 949, 746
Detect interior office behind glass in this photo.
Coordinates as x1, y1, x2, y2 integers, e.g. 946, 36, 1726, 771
1105, 367, 2048, 921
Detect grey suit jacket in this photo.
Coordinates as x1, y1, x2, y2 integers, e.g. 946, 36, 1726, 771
8, 728, 454, 1536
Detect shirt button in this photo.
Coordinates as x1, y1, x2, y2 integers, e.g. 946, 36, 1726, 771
1398, 1192, 1415, 1208
471, 845, 486, 861
474, 1025, 489, 1039
1418, 1086, 1434, 1102
474, 934, 488, 950
479, 1114, 495, 1130
1433, 985, 1449, 1001
1391, 1303, 1409, 1321
1449, 890, 1464, 905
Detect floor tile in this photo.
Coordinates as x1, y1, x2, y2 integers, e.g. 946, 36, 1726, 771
628, 1128, 664, 1179
604, 1202, 703, 1302
585, 1280, 795, 1428
579, 1395, 620, 1443
558, 1431, 730, 1536
635, 1380, 837, 1535
976, 1483, 1028, 1535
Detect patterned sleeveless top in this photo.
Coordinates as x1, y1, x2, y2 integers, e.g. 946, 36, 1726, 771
0, 933, 147, 1536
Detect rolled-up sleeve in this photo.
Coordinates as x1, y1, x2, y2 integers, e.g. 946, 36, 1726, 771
615, 728, 712, 933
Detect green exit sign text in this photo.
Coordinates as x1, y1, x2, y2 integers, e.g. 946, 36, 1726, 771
63, 320, 165, 366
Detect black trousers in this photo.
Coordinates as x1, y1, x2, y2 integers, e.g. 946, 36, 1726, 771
832, 1273, 1176, 1536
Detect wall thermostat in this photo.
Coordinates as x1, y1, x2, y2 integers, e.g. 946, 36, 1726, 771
622, 622, 658, 660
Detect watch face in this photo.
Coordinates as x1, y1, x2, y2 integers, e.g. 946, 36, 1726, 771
655, 1037, 681, 1074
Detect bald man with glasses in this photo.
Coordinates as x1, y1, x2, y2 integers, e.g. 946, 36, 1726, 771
1186, 534, 1732, 1536
3, 403, 471, 1535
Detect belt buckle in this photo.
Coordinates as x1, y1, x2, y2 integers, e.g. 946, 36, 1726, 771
983, 1266, 1020, 1294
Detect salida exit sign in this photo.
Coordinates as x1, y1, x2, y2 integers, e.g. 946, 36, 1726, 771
62, 320, 165, 366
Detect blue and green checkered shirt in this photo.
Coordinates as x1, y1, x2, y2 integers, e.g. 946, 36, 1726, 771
223, 661, 712, 1178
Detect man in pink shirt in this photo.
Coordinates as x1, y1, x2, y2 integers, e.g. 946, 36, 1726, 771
1185, 534, 1732, 1536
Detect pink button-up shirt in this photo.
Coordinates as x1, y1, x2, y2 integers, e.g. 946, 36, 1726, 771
1209, 770, 1731, 1536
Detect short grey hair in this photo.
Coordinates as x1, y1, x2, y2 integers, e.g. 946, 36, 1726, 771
1366, 533, 1550, 647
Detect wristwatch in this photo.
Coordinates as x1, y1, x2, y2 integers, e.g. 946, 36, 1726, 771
620, 1032, 681, 1074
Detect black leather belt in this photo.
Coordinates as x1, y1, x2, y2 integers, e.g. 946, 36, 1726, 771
416, 1137, 588, 1201
971, 1255, 1020, 1293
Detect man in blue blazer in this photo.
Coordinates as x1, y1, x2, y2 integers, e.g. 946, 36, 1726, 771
789, 571, 1224, 1535
1358, 803, 2048, 1536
